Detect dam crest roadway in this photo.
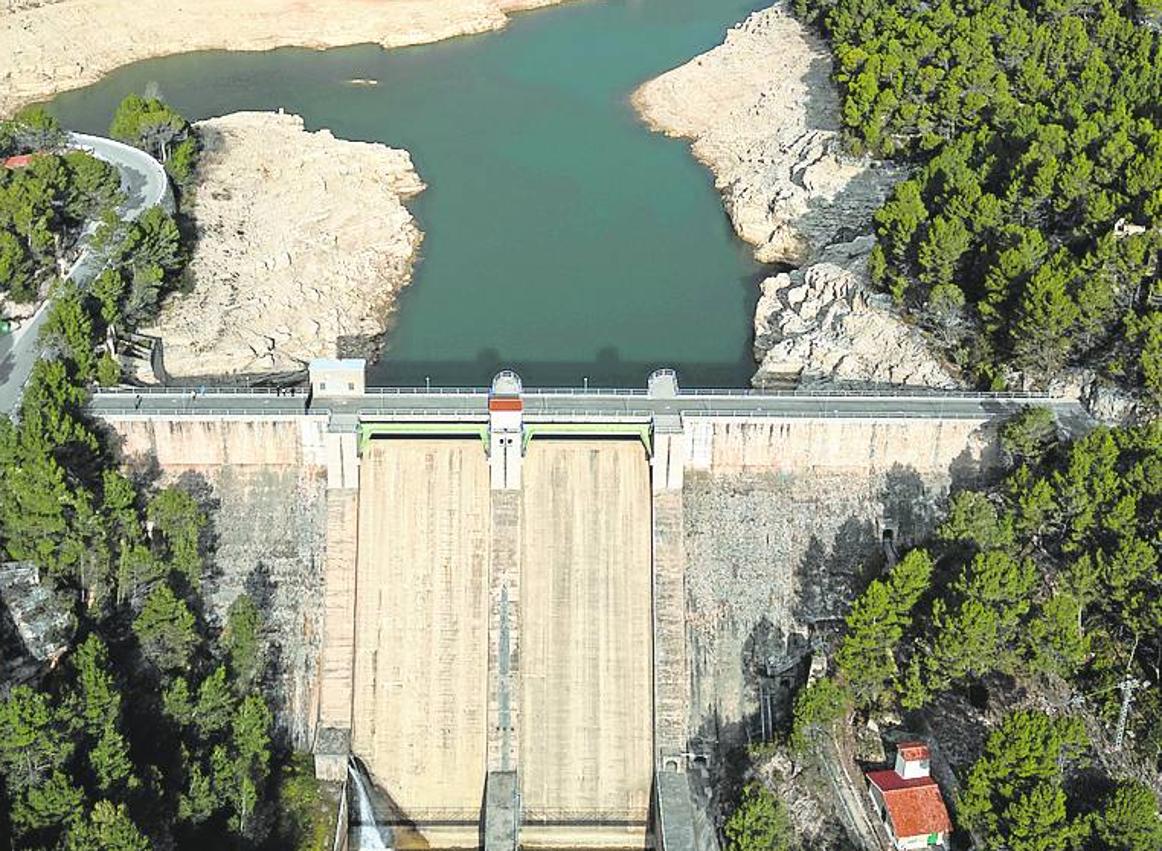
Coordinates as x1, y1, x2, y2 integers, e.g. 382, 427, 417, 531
88, 362, 1087, 851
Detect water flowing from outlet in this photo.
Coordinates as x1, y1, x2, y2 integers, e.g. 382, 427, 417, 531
349, 757, 393, 851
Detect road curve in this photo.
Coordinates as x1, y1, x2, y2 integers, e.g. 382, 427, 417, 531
0, 134, 171, 414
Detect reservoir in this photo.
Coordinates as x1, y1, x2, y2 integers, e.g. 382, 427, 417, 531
50, 0, 770, 387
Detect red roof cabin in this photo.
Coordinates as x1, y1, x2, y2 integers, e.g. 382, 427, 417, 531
2, 154, 35, 169
866, 742, 952, 850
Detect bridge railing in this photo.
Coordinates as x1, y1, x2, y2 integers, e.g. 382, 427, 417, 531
90, 407, 318, 417
364, 386, 489, 395
684, 407, 1015, 420
94, 385, 1065, 401
95, 386, 288, 396
679, 387, 1060, 399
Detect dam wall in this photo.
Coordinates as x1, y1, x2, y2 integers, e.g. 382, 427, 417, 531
101, 415, 353, 749
671, 416, 999, 761
89, 370, 1078, 849
350, 439, 491, 843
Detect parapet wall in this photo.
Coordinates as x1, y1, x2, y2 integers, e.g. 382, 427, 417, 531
107, 415, 331, 468
685, 416, 998, 476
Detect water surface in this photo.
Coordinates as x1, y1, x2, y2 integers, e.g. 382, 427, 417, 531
51, 0, 769, 386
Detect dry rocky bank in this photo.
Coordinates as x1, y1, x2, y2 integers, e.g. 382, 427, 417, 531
634, 2, 959, 390
0, 0, 567, 115
146, 111, 424, 379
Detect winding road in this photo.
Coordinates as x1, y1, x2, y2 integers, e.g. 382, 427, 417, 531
0, 133, 172, 414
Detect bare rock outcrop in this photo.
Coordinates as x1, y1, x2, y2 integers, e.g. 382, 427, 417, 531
0, 0, 569, 115
146, 111, 424, 379
634, 2, 958, 390
752, 238, 958, 389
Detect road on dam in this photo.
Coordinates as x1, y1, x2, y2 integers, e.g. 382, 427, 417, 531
87, 386, 1088, 426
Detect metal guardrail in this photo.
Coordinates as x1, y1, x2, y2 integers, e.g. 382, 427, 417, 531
357, 410, 488, 420
680, 387, 1057, 399
683, 408, 1006, 419
94, 385, 1067, 401
97, 386, 287, 396
92, 407, 312, 417
364, 386, 489, 396
91, 403, 1056, 420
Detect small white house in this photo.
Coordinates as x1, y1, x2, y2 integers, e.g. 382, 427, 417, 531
309, 358, 365, 397
866, 742, 952, 850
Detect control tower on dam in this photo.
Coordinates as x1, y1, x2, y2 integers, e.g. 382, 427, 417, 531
88, 362, 1087, 851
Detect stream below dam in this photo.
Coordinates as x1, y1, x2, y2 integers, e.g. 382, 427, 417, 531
49, 0, 772, 387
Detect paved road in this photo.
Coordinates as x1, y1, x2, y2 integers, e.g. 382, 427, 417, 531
0, 134, 171, 414
87, 386, 1090, 429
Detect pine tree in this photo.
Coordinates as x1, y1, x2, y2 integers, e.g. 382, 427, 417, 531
133, 583, 197, 674
835, 549, 934, 708
724, 784, 792, 851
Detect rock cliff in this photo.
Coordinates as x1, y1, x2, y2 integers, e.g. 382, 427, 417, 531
0, 0, 569, 115
146, 111, 424, 379
752, 237, 958, 389
634, 3, 957, 390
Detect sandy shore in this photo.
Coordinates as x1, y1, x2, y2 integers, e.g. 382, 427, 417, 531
0, 0, 566, 115
145, 111, 424, 379
634, 2, 957, 389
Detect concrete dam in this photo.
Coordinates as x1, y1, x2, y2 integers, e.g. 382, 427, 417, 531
90, 362, 1085, 850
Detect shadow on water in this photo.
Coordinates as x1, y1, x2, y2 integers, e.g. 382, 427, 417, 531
350, 346, 757, 389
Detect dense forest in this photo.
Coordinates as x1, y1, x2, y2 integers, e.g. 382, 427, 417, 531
794, 0, 1162, 399
0, 105, 330, 849
788, 411, 1161, 849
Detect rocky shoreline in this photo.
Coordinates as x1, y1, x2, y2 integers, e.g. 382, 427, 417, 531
634, 2, 959, 389
145, 111, 424, 379
0, 0, 568, 116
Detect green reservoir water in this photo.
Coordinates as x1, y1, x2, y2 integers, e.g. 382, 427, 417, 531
50, 0, 770, 387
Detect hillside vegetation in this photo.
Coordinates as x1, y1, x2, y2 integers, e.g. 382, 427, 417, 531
0, 101, 329, 851
794, 0, 1162, 398
792, 412, 1161, 848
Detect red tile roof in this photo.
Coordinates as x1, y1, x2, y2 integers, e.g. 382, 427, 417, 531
868, 770, 952, 839
897, 741, 930, 762
2, 154, 34, 168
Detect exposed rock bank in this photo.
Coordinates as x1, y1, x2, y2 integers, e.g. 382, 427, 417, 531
0, 0, 567, 115
752, 238, 958, 388
634, 3, 957, 389
146, 111, 424, 379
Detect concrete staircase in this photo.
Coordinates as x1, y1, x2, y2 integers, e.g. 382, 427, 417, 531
318, 489, 358, 731
488, 491, 522, 771
653, 491, 690, 762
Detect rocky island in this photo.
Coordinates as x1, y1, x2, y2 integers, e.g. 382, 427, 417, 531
148, 111, 424, 379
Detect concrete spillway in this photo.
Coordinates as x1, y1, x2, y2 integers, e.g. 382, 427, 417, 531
520, 441, 653, 823
351, 440, 491, 826
349, 438, 654, 847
